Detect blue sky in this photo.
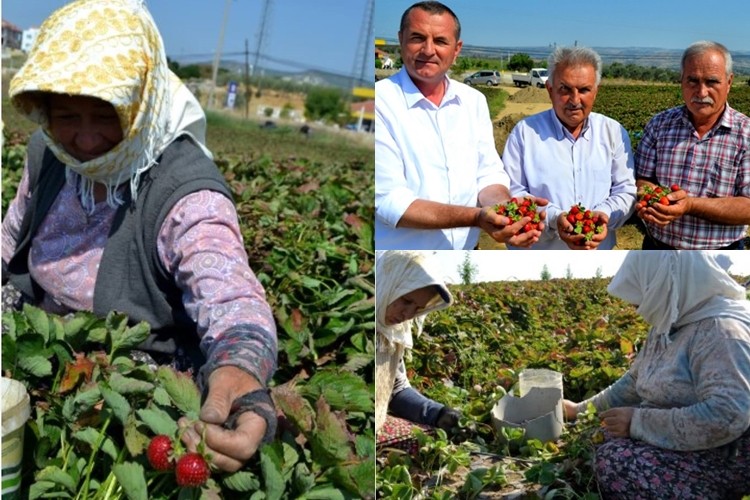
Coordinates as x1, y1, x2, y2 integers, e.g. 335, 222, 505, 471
424, 251, 750, 284
2, 0, 375, 79
375, 0, 750, 52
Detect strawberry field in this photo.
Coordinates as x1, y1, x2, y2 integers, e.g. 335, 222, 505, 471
2, 106, 375, 499
593, 84, 750, 149
376, 275, 749, 498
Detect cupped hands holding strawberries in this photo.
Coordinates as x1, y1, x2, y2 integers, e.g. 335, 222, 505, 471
557, 203, 610, 250
636, 182, 689, 227
483, 196, 549, 247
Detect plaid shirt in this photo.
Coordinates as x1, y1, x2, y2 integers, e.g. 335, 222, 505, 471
635, 104, 750, 249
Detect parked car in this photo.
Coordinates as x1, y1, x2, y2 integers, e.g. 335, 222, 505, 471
511, 68, 549, 88
463, 70, 501, 86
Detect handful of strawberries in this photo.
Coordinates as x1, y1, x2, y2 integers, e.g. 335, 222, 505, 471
565, 204, 605, 241
638, 184, 680, 208
494, 197, 541, 234
147, 433, 211, 488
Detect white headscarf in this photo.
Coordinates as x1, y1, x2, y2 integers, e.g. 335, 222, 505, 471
608, 251, 750, 340
9, 0, 212, 213
375, 251, 453, 433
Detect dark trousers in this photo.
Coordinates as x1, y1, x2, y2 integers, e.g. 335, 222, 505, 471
389, 387, 444, 426
642, 235, 745, 250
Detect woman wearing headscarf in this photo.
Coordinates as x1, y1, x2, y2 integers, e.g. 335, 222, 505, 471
1, 0, 276, 472
564, 251, 750, 499
375, 250, 461, 453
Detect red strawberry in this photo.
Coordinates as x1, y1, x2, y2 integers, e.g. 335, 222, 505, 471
670, 184, 680, 192
175, 452, 210, 487
658, 196, 670, 206
147, 435, 175, 471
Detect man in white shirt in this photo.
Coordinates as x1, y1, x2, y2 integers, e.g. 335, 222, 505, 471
502, 46, 637, 250
375, 1, 547, 250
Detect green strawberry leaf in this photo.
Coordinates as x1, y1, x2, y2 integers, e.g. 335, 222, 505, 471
136, 406, 179, 437
309, 397, 352, 466
301, 369, 373, 412
100, 384, 131, 425
271, 384, 315, 434
110, 320, 151, 357
35, 465, 77, 493
222, 470, 261, 492
109, 372, 155, 395
124, 413, 150, 456
156, 366, 201, 416
260, 444, 286, 500
73, 427, 119, 460
113, 462, 149, 500
23, 303, 50, 342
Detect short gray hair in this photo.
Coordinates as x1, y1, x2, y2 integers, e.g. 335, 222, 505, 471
547, 46, 602, 86
681, 40, 733, 77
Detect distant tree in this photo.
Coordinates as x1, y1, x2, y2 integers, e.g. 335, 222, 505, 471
508, 53, 534, 72
540, 264, 551, 281
595, 266, 603, 279
458, 253, 478, 285
304, 87, 347, 123
565, 264, 573, 280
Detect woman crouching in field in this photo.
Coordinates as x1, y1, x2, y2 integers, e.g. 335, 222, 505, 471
565, 251, 750, 499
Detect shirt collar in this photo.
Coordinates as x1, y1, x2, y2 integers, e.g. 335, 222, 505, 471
396, 68, 461, 108
548, 108, 591, 141
680, 103, 734, 135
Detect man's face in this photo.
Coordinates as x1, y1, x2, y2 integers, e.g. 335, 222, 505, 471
681, 49, 733, 126
546, 63, 598, 136
398, 8, 462, 90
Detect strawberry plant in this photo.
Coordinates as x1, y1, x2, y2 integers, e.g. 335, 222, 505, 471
378, 277, 653, 498
637, 184, 680, 208
494, 197, 541, 234
565, 204, 606, 241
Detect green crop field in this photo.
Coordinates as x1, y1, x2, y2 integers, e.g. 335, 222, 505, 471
377, 275, 750, 498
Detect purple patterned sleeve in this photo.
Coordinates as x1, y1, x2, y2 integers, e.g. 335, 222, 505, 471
2, 158, 32, 264
157, 190, 278, 386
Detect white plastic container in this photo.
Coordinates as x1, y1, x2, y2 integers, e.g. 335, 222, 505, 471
518, 368, 563, 398
491, 386, 564, 442
2, 377, 31, 499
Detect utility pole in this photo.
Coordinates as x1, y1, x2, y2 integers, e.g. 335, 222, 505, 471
208, 0, 232, 109
244, 38, 250, 119
253, 0, 273, 100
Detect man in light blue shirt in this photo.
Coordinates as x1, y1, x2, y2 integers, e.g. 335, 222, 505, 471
375, 1, 547, 250
502, 46, 636, 250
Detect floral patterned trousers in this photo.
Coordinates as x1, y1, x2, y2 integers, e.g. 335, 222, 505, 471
594, 433, 750, 499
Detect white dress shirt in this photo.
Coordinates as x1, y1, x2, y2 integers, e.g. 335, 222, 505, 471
375, 69, 510, 250
502, 109, 637, 250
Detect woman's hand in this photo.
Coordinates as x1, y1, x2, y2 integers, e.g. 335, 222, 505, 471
563, 399, 579, 421
599, 407, 634, 438
179, 366, 268, 472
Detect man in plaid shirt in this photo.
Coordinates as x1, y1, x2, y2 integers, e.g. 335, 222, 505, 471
635, 41, 750, 249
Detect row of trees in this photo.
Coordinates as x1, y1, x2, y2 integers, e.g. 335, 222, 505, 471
379, 52, 695, 84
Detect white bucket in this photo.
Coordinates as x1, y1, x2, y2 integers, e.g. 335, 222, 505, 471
518, 368, 563, 398
491, 386, 565, 442
2, 377, 31, 499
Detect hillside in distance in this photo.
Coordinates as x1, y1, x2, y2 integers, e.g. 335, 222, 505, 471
377, 39, 750, 74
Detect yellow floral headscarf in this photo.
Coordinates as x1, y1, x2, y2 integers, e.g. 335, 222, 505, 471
9, 0, 209, 212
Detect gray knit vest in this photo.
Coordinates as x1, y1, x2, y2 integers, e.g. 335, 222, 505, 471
7, 130, 233, 356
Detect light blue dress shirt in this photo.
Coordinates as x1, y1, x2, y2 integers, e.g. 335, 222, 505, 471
502, 109, 637, 250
